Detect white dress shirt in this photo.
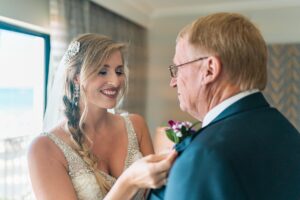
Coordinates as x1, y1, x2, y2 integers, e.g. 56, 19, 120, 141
202, 89, 259, 128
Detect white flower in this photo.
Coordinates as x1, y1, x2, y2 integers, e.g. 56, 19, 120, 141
175, 130, 182, 137
172, 125, 177, 130
184, 121, 192, 127
178, 123, 183, 129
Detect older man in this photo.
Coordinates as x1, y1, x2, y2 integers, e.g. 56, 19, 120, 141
149, 12, 300, 200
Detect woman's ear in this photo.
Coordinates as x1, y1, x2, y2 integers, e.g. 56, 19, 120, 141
74, 74, 80, 85
203, 56, 222, 84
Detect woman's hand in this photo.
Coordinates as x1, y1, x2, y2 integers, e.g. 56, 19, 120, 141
104, 150, 178, 200
122, 150, 178, 189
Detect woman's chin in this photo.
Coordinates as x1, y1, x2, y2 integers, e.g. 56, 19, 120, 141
104, 102, 117, 109
92, 101, 117, 110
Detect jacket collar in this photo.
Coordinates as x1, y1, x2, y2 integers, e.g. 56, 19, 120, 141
175, 92, 270, 153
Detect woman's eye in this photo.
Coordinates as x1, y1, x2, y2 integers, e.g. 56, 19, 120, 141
116, 68, 124, 75
98, 68, 107, 75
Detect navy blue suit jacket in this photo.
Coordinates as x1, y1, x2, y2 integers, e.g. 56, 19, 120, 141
148, 93, 300, 200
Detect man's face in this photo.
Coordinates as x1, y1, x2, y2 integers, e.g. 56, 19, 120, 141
170, 37, 207, 114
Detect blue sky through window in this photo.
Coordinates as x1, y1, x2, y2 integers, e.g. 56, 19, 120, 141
0, 29, 45, 139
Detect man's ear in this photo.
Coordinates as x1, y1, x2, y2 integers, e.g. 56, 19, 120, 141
203, 56, 222, 84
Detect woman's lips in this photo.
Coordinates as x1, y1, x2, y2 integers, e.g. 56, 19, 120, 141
100, 88, 118, 99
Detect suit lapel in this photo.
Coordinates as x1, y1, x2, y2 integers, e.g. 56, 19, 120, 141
175, 92, 270, 153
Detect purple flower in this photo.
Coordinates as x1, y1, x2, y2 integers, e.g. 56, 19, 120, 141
165, 120, 198, 143
168, 120, 176, 127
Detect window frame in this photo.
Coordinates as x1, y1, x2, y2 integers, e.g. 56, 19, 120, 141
0, 20, 50, 112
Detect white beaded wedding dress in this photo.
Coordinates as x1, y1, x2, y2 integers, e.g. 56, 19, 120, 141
45, 114, 146, 200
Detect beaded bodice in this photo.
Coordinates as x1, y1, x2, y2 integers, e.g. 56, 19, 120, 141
45, 114, 145, 200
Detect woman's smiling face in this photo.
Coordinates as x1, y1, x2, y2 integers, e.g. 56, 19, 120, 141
83, 50, 125, 110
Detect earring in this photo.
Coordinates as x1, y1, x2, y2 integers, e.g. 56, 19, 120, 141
72, 84, 80, 107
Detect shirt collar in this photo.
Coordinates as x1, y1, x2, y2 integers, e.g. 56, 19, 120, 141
202, 89, 259, 128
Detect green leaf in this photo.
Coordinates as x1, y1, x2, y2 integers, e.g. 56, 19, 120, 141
165, 129, 176, 143
181, 126, 187, 134
174, 135, 180, 143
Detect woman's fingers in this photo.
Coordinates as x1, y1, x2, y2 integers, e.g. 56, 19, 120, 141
144, 149, 178, 163
144, 153, 168, 162
154, 150, 178, 172
166, 150, 178, 164
129, 150, 178, 189
149, 171, 168, 188
155, 177, 168, 188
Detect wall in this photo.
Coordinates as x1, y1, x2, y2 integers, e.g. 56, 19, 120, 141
146, 15, 198, 133
1, 0, 300, 134
0, 0, 49, 28
265, 43, 300, 131
146, 7, 300, 133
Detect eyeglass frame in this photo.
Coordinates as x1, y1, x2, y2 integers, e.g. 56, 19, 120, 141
168, 56, 209, 78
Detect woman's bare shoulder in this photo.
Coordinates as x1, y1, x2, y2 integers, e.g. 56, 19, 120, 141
128, 113, 147, 129
128, 113, 154, 155
27, 126, 77, 199
28, 126, 68, 165
28, 135, 55, 157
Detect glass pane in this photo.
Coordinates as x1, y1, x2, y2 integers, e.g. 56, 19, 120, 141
0, 28, 46, 199
0, 29, 45, 139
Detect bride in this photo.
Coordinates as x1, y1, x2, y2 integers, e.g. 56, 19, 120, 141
28, 33, 177, 200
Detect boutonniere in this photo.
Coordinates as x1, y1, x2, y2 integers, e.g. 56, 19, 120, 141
165, 120, 200, 144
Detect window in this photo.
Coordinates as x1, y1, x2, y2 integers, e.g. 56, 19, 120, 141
0, 20, 50, 199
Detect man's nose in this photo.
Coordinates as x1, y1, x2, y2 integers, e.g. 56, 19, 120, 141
169, 77, 177, 88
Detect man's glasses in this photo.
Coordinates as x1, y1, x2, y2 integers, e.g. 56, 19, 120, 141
168, 56, 208, 78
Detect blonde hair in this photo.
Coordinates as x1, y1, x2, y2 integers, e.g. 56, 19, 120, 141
178, 12, 267, 91
62, 33, 128, 194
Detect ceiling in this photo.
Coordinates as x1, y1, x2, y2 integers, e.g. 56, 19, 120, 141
92, 0, 300, 28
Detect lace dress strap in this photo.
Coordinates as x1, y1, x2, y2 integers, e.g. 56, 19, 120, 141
44, 132, 93, 177
44, 133, 105, 199
121, 113, 142, 169
120, 114, 146, 200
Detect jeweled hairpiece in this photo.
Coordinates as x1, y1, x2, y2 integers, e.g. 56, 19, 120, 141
63, 40, 80, 63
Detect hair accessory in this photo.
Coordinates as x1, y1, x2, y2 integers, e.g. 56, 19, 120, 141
63, 40, 80, 63
72, 84, 80, 107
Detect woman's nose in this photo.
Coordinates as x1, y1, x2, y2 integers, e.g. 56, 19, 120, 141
109, 73, 122, 86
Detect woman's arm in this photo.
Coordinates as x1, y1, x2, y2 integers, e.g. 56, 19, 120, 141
28, 136, 78, 200
103, 114, 177, 200
104, 114, 175, 199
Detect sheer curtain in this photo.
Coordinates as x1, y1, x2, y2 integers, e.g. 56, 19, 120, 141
89, 2, 148, 116
264, 44, 300, 131
46, 0, 148, 128
49, 0, 90, 77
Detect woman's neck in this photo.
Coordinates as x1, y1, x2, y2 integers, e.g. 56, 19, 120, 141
83, 107, 112, 136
